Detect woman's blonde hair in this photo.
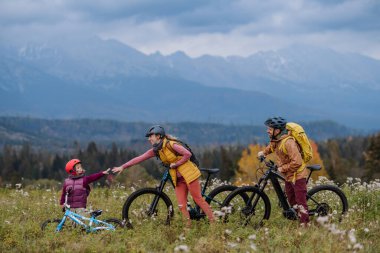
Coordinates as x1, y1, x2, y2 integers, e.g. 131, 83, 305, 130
165, 134, 178, 141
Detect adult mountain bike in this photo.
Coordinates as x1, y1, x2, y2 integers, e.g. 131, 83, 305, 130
222, 158, 348, 228
122, 166, 247, 228
41, 191, 124, 233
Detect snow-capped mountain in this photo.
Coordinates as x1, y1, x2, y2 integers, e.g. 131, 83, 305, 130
1, 36, 379, 129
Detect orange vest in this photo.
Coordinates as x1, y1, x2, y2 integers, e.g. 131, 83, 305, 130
158, 138, 201, 187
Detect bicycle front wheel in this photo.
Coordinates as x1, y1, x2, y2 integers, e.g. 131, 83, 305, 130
122, 188, 174, 229
41, 218, 63, 232
222, 186, 271, 229
206, 185, 250, 214
307, 185, 348, 222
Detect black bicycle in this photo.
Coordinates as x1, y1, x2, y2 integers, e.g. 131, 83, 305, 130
221, 159, 348, 228
122, 166, 246, 228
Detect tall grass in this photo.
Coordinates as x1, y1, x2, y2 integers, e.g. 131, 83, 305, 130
0, 177, 379, 252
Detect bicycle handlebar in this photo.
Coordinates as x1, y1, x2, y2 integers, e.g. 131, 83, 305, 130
259, 158, 278, 171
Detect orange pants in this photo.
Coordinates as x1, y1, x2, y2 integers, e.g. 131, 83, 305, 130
175, 177, 215, 224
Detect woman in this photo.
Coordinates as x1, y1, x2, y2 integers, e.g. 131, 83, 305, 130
112, 125, 215, 226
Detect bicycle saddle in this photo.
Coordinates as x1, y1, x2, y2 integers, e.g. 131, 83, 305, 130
199, 168, 220, 174
90, 210, 103, 217
307, 165, 321, 171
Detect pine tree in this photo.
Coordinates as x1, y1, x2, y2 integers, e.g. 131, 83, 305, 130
364, 132, 380, 180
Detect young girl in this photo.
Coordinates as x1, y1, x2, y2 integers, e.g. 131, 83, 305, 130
112, 125, 215, 226
60, 159, 110, 214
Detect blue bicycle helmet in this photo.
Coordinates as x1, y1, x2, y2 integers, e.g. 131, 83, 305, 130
264, 117, 287, 130
145, 125, 165, 137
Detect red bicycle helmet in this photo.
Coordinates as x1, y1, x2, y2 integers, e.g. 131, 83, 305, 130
65, 159, 81, 175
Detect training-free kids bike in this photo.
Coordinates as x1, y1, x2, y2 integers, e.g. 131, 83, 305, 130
221, 158, 348, 228
122, 166, 240, 228
41, 190, 124, 233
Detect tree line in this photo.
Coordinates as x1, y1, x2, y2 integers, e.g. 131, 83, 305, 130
0, 133, 379, 187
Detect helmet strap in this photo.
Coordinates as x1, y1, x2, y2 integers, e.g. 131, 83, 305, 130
271, 128, 287, 140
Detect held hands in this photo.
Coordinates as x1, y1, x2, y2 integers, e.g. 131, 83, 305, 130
102, 168, 111, 175
112, 166, 123, 175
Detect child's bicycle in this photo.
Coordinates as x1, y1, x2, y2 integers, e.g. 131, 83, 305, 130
221, 158, 348, 228
41, 190, 124, 233
122, 165, 247, 228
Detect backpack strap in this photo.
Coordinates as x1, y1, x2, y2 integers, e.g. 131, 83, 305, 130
278, 136, 294, 155
278, 136, 305, 183
165, 139, 180, 156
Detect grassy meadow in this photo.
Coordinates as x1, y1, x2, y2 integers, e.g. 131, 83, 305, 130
0, 177, 379, 253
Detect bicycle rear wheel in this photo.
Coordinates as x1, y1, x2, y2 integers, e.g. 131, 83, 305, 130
122, 188, 174, 229
222, 186, 271, 229
307, 185, 348, 222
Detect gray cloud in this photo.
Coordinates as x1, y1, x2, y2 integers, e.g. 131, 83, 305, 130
1, 0, 379, 59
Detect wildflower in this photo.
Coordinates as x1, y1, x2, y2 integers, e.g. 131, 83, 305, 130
248, 234, 256, 240
227, 242, 237, 248
316, 216, 329, 225
353, 243, 363, 250
348, 229, 357, 244
213, 210, 225, 217
15, 183, 22, 189
364, 228, 369, 233
174, 245, 189, 252
221, 206, 232, 214
178, 233, 186, 241
224, 229, 232, 235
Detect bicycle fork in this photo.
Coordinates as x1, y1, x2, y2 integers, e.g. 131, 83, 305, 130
148, 170, 171, 217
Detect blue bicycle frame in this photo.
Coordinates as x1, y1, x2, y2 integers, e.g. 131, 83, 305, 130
55, 192, 117, 233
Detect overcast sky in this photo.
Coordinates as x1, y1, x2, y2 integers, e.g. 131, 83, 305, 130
1, 0, 379, 59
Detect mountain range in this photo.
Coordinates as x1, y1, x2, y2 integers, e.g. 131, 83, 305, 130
1, 36, 379, 130
0, 116, 358, 150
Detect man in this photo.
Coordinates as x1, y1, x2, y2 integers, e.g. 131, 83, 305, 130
258, 117, 310, 224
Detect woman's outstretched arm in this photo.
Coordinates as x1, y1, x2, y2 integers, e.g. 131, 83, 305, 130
112, 149, 155, 173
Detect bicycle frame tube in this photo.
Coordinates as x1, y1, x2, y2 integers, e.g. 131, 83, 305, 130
88, 218, 115, 232
248, 166, 289, 211
268, 171, 290, 210
149, 169, 171, 215
56, 210, 86, 231
57, 210, 116, 232
201, 173, 212, 197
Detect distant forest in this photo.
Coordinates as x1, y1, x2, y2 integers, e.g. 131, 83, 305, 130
1, 132, 379, 187
0, 116, 361, 149
0, 116, 379, 187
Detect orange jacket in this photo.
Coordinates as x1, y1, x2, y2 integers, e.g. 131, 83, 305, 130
263, 133, 308, 182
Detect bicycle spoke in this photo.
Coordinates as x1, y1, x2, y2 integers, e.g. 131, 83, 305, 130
223, 187, 270, 228
307, 185, 348, 222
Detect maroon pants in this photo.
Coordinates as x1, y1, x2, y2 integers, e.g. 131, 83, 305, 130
285, 178, 310, 224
